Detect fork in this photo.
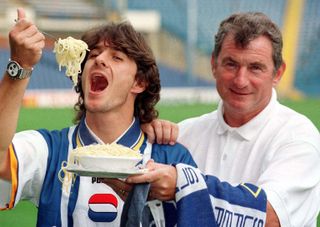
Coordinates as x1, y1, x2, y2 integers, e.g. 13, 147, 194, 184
14, 19, 58, 41
41, 31, 58, 41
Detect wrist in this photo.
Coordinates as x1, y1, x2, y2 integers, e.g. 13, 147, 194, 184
6, 59, 33, 80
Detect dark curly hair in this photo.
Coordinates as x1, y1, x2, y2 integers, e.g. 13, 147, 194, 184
73, 22, 160, 124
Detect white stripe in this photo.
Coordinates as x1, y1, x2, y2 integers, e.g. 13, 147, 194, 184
13, 130, 49, 207
60, 126, 76, 227
175, 164, 207, 202
147, 200, 166, 227
88, 203, 117, 212
143, 142, 166, 227
130, 131, 142, 149
142, 141, 152, 165
212, 197, 266, 226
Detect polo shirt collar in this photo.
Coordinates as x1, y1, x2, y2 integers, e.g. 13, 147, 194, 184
217, 89, 278, 140
77, 116, 144, 150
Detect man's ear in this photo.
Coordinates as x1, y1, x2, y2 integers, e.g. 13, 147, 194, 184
273, 62, 286, 86
211, 53, 217, 79
131, 80, 146, 94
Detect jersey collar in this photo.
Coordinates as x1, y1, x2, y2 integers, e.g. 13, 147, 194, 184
77, 116, 144, 151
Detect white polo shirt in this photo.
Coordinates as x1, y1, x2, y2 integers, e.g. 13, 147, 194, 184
178, 90, 320, 227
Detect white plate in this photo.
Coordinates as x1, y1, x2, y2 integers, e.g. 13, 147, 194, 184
66, 165, 148, 178
66, 155, 147, 178
72, 155, 143, 170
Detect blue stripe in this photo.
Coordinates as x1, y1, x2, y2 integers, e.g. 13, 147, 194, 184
176, 188, 217, 227
78, 117, 98, 145
88, 210, 117, 222
205, 175, 267, 212
37, 127, 72, 226
117, 118, 142, 148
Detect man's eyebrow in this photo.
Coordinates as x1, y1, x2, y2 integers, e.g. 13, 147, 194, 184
221, 56, 236, 63
89, 45, 101, 52
250, 61, 267, 68
92, 43, 105, 50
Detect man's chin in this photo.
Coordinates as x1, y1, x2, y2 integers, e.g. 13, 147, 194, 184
85, 102, 103, 113
225, 101, 250, 113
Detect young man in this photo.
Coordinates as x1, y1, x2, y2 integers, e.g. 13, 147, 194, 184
0, 8, 197, 226
135, 12, 320, 227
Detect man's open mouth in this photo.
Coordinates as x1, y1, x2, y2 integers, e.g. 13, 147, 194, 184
91, 76, 108, 92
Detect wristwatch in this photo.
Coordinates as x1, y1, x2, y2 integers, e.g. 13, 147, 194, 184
6, 60, 33, 80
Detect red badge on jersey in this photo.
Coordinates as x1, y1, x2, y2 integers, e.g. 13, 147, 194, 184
88, 194, 118, 222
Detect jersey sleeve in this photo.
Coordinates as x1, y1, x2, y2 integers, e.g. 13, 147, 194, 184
151, 143, 197, 167
0, 130, 49, 210
175, 163, 267, 226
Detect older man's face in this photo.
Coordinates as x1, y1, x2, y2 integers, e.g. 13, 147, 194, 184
212, 34, 284, 126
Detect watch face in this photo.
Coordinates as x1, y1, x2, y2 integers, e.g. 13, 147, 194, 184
7, 62, 20, 77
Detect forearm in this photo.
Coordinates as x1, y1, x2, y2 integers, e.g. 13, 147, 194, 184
0, 74, 29, 179
265, 201, 280, 227
0, 8, 45, 179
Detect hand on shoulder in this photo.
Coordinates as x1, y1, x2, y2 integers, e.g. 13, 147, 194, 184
141, 119, 179, 145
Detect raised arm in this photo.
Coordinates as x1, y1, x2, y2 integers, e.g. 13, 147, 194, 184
0, 8, 45, 180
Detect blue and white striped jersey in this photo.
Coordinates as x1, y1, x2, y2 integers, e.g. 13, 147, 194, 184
1, 117, 195, 226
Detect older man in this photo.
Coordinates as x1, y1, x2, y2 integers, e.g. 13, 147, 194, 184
135, 12, 320, 227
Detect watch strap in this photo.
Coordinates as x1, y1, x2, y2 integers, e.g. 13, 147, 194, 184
19, 68, 33, 79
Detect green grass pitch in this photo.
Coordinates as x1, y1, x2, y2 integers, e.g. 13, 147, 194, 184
0, 99, 319, 226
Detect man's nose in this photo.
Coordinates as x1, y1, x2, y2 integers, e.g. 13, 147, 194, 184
95, 52, 109, 67
233, 67, 249, 88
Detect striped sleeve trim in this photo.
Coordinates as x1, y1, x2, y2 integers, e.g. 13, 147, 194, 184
1, 144, 19, 210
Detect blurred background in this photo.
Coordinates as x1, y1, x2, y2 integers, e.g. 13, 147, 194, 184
0, 0, 319, 107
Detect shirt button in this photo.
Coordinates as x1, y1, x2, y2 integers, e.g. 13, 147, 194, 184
223, 154, 227, 160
